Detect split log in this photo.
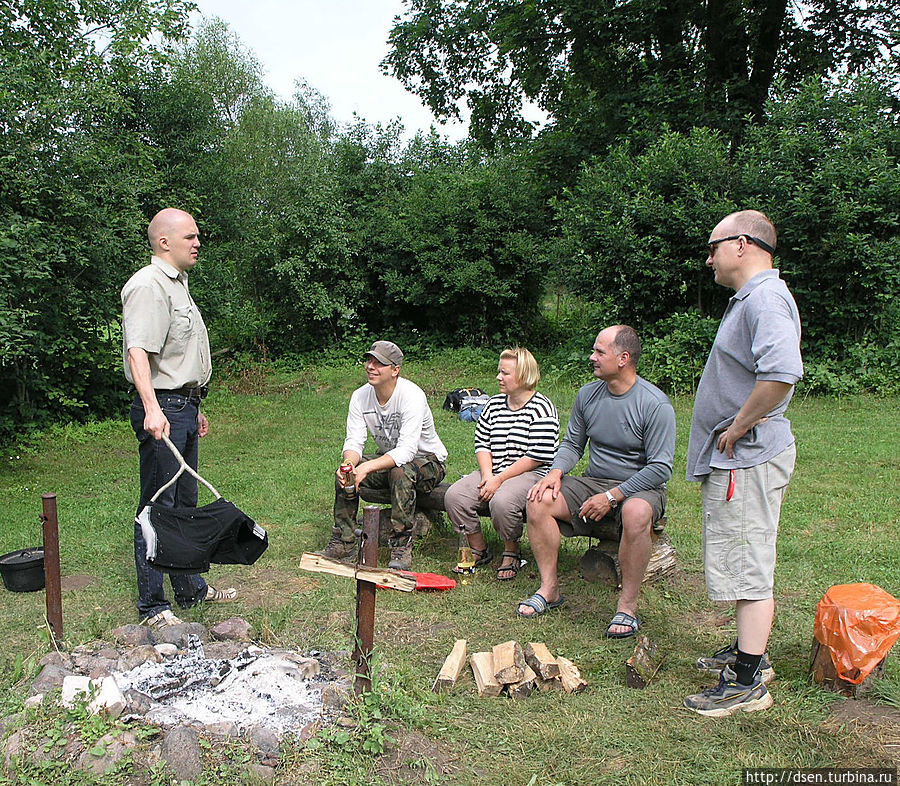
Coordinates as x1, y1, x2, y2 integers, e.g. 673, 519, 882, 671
535, 675, 560, 692
492, 640, 525, 685
299, 553, 416, 592
470, 652, 502, 698
808, 637, 886, 698
625, 636, 665, 689
524, 642, 560, 680
508, 664, 538, 700
556, 656, 587, 694
432, 639, 467, 694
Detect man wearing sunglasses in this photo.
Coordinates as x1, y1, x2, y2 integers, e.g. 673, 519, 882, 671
684, 210, 803, 716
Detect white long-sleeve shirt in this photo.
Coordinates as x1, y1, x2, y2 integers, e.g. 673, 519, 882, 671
343, 377, 448, 466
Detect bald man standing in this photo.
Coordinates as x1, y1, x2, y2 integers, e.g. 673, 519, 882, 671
122, 208, 235, 628
684, 210, 802, 716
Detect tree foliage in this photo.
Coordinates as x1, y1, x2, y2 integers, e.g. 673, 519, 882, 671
0, 0, 195, 440
383, 0, 899, 149
1, 3, 898, 444
553, 76, 900, 361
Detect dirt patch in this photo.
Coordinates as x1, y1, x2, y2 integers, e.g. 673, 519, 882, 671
224, 566, 320, 607
60, 574, 95, 591
374, 612, 455, 649
824, 698, 900, 765
373, 727, 461, 784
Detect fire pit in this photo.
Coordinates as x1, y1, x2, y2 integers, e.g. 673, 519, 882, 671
113, 636, 348, 736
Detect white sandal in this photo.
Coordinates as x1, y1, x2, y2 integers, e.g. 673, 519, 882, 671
205, 586, 237, 602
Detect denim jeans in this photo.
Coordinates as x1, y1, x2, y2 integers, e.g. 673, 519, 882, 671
131, 392, 208, 619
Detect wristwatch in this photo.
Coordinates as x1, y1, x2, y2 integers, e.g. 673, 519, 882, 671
605, 490, 619, 509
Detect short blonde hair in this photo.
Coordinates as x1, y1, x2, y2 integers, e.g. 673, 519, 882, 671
499, 347, 540, 390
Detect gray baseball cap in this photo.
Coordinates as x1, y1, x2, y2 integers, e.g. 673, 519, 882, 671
365, 340, 404, 366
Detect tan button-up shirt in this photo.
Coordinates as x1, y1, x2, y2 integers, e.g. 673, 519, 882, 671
121, 256, 211, 389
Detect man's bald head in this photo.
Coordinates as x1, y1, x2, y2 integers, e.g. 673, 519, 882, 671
717, 210, 777, 254
148, 208, 195, 252
147, 208, 201, 273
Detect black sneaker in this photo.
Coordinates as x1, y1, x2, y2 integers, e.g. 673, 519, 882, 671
316, 528, 357, 562
684, 666, 774, 717
695, 640, 775, 684
388, 535, 413, 571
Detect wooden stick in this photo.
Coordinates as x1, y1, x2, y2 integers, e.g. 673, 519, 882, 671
524, 642, 559, 680
299, 552, 416, 591
557, 656, 587, 693
508, 664, 538, 699
432, 639, 468, 693
353, 506, 379, 695
470, 652, 502, 698
492, 640, 525, 684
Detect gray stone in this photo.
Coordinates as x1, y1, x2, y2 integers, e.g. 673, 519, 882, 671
210, 617, 253, 642
251, 761, 277, 782
31, 663, 76, 695
37, 651, 73, 670
248, 724, 280, 754
153, 643, 178, 658
321, 683, 351, 711
118, 644, 162, 671
77, 730, 138, 776
202, 640, 246, 660
98, 647, 120, 660
159, 724, 202, 781
202, 720, 240, 738
88, 659, 117, 680
109, 624, 153, 647
123, 689, 152, 716
151, 622, 208, 647
2, 730, 23, 771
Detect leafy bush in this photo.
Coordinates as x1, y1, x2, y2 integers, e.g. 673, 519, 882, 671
640, 312, 721, 397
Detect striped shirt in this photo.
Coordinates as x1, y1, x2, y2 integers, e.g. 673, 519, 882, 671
474, 392, 559, 476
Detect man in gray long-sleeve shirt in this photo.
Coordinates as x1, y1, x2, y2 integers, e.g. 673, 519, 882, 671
519, 325, 676, 636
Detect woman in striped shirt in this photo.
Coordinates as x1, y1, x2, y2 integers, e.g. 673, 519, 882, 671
445, 347, 559, 580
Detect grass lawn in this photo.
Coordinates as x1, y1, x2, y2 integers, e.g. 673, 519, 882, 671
1, 353, 899, 785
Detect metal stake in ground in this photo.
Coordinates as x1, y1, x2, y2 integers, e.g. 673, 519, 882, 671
353, 505, 379, 694
41, 493, 63, 643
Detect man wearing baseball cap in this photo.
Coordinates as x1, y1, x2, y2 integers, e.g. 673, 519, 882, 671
317, 340, 448, 570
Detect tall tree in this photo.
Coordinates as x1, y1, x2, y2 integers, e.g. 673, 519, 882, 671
0, 0, 195, 440
383, 0, 898, 149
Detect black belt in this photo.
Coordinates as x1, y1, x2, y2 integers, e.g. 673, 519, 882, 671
155, 385, 209, 400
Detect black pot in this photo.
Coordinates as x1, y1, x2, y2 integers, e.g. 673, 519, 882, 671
0, 548, 46, 592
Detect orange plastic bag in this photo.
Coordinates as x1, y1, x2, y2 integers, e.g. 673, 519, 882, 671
813, 583, 900, 684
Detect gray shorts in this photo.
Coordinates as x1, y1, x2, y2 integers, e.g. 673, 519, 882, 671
558, 475, 667, 538
701, 444, 796, 602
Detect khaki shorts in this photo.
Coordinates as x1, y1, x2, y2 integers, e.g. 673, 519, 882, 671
558, 476, 667, 538
701, 444, 796, 602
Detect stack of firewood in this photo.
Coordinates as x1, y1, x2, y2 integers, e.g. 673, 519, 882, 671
432, 639, 587, 698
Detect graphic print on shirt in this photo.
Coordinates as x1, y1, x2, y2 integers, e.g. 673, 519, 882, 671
364, 409, 403, 453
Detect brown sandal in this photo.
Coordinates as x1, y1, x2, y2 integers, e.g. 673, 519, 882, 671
496, 551, 526, 581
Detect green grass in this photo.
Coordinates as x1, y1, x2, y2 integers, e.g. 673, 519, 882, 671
1, 357, 899, 785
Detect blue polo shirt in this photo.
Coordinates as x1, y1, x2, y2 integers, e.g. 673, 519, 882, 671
686, 269, 803, 481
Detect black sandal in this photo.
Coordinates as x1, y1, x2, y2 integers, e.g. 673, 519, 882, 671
452, 546, 493, 574
496, 551, 526, 581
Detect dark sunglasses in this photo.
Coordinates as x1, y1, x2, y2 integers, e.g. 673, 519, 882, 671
708, 234, 776, 257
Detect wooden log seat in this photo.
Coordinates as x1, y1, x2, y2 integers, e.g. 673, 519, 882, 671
357, 482, 676, 585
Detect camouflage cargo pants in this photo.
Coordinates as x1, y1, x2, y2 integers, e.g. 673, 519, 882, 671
333, 453, 446, 542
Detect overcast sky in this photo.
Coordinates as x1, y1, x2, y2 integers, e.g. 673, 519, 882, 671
189, 0, 470, 140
